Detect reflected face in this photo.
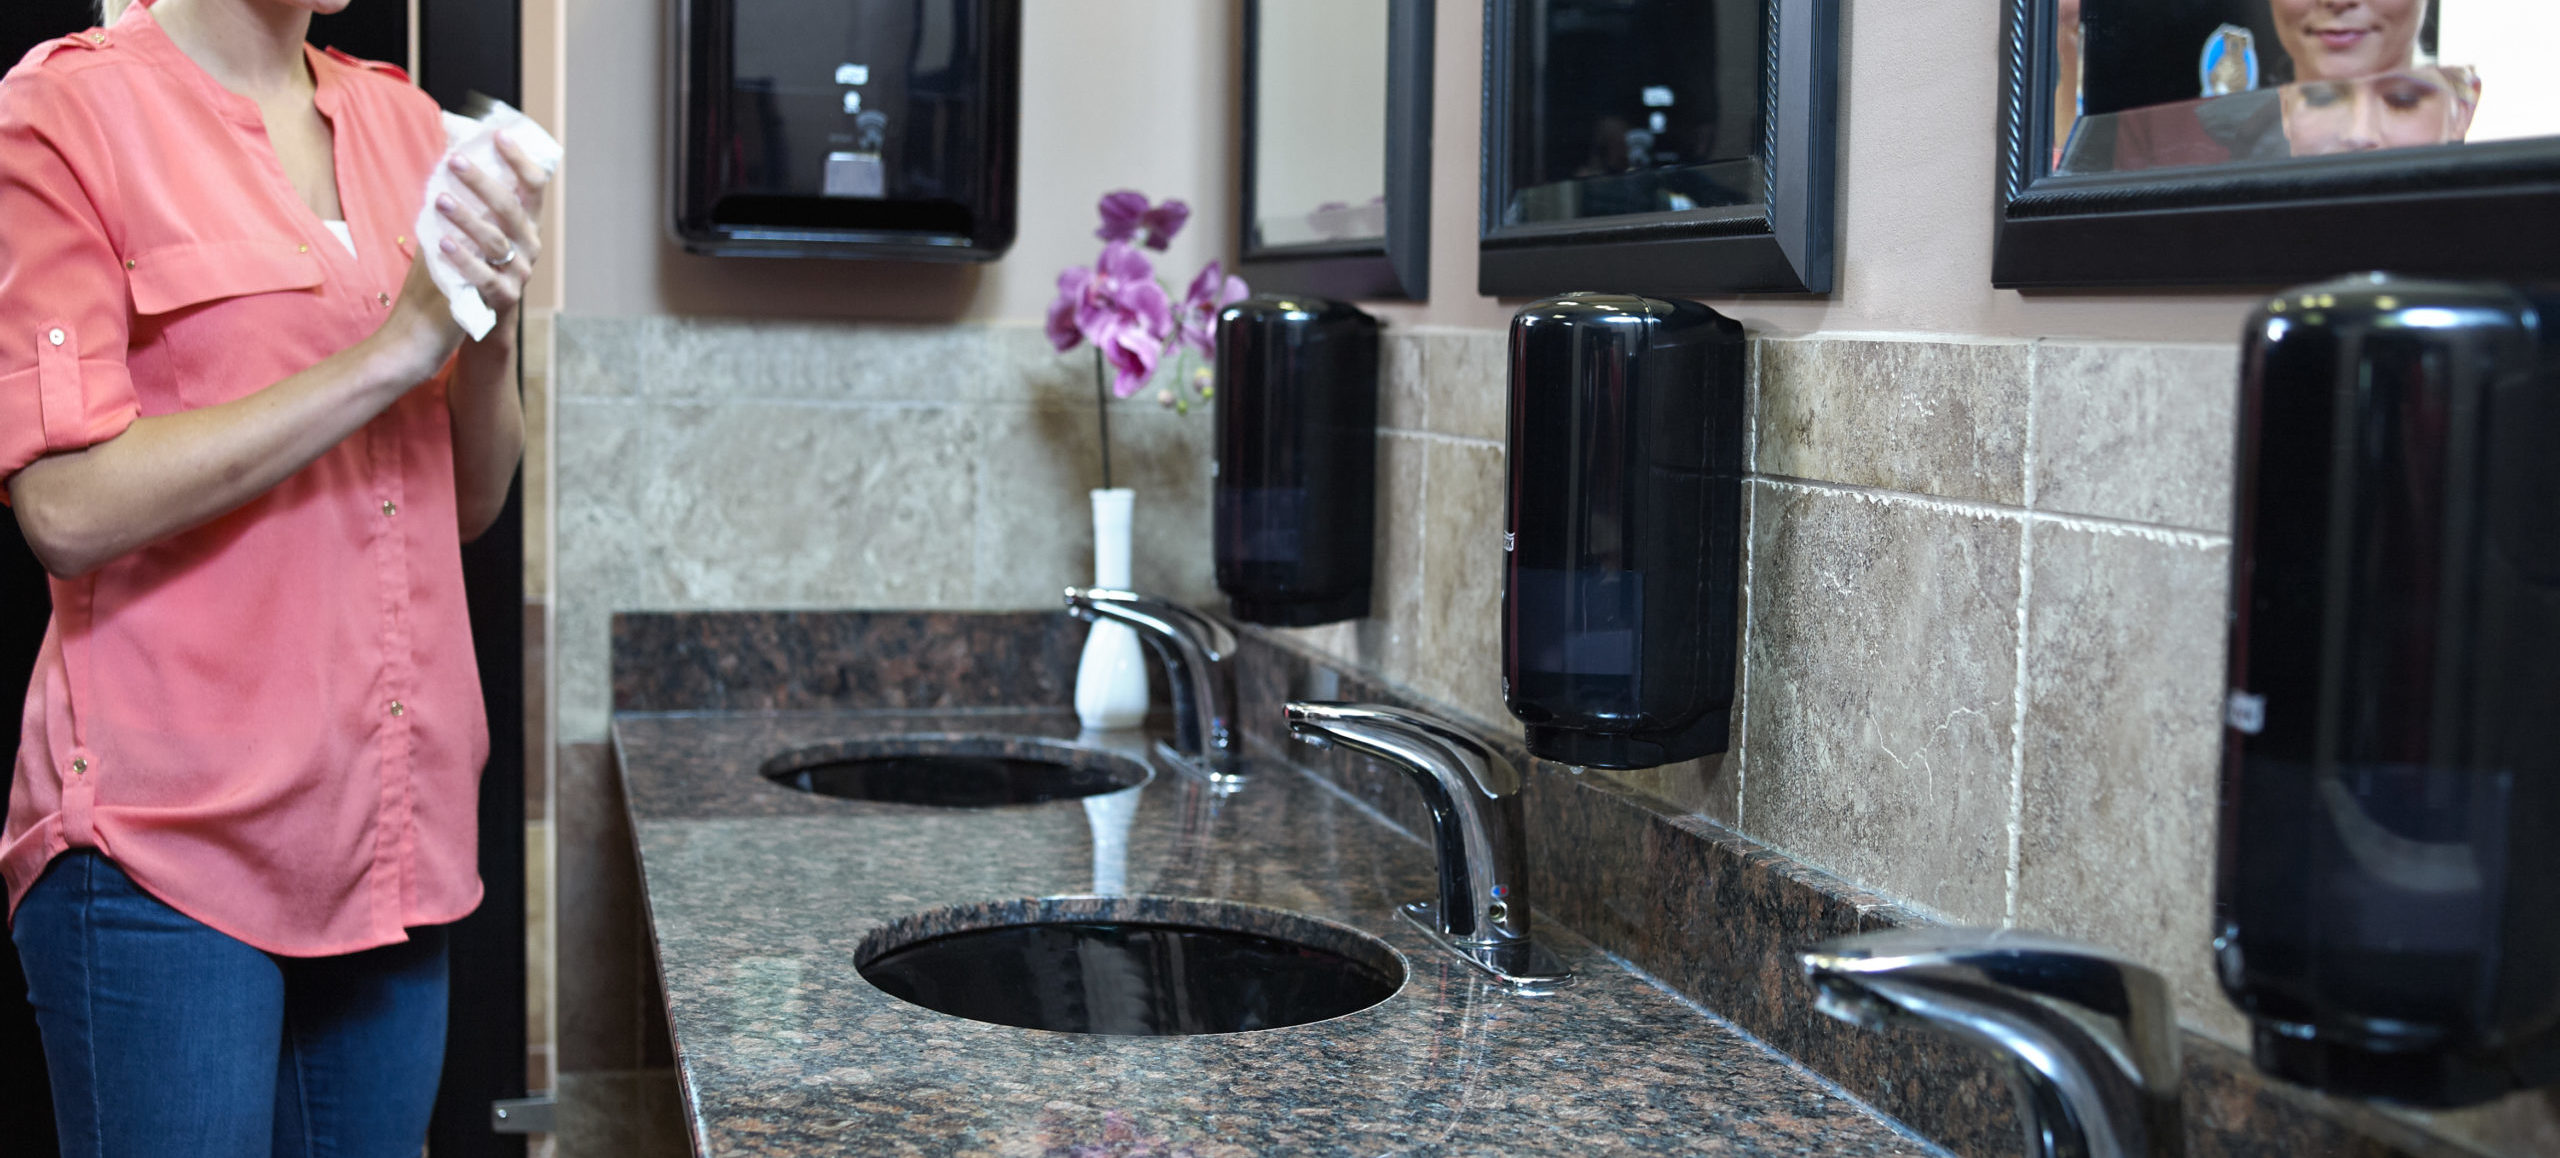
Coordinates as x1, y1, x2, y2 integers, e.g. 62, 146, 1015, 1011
2270, 0, 2426, 81
2282, 68, 2480, 155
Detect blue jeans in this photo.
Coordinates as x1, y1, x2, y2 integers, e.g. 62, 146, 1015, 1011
10, 851, 448, 1158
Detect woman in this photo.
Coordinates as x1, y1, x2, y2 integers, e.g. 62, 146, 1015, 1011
0, 0, 546, 1150
2269, 0, 2427, 83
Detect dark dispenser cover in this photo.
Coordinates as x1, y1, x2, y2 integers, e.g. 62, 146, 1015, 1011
1502, 293, 1746, 770
672, 0, 1020, 259
1213, 296, 1380, 627
2219, 273, 2560, 1107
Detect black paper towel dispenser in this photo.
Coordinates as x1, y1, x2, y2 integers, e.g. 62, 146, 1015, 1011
2218, 273, 2560, 1107
673, 0, 1020, 259
1213, 296, 1380, 627
1502, 293, 1747, 770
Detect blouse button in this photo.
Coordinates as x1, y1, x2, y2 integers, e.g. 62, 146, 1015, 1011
381, 500, 399, 517
125, 259, 137, 270
46, 328, 65, 347
297, 244, 308, 254
377, 292, 392, 308
388, 700, 406, 718
69, 758, 87, 775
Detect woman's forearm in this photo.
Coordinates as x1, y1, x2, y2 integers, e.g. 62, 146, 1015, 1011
6, 312, 450, 579
449, 327, 526, 542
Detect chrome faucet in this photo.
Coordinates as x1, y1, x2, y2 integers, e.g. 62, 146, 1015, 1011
1062, 588, 1241, 781
1800, 927, 2183, 1158
1282, 702, 1571, 989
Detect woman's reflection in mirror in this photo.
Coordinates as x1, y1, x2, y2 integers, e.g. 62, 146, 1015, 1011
2270, 0, 2425, 82
2057, 0, 2480, 172
2283, 65, 2480, 154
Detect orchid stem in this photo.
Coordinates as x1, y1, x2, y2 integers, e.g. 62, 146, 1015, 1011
1093, 347, 1114, 491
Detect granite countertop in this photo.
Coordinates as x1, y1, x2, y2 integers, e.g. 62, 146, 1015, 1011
613, 706, 1950, 1157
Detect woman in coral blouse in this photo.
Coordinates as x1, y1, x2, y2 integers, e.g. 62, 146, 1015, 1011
0, 0, 545, 1150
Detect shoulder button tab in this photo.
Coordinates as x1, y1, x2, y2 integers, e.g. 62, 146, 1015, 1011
321, 46, 410, 83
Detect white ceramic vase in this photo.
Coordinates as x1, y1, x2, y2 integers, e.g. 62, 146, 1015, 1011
1074, 488, 1150, 730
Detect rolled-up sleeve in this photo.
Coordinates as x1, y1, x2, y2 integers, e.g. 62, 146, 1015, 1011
0, 70, 138, 496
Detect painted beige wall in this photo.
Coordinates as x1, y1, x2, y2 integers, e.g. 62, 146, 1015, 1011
561, 0, 1237, 322
561, 0, 2265, 345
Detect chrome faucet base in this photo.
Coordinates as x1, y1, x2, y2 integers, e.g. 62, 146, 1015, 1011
1151, 739, 1247, 791
1399, 901, 1573, 992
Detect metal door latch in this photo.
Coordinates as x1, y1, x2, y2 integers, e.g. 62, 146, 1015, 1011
491, 1094, 557, 1134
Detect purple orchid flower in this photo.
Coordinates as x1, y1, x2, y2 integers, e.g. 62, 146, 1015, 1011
1047, 242, 1174, 396
1094, 190, 1150, 244
1137, 199, 1189, 250
1176, 260, 1249, 356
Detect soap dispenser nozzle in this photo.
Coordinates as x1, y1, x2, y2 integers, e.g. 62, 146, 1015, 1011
1801, 927, 2183, 1158
1283, 701, 1571, 990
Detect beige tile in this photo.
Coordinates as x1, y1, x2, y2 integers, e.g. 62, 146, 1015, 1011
1741, 482, 2022, 924
1594, 749, 1741, 827
644, 401, 979, 608
1414, 439, 1510, 730
1380, 329, 1428, 433
2014, 524, 2242, 1042
557, 314, 1004, 404
552, 314, 645, 399
1421, 328, 1508, 443
1757, 338, 2032, 506
553, 398, 660, 742
2032, 342, 2240, 533
1109, 407, 1219, 608
970, 404, 1110, 609
553, 1070, 689, 1158
557, 743, 641, 1072
522, 310, 554, 596
526, 817, 555, 1059
982, 322, 1096, 409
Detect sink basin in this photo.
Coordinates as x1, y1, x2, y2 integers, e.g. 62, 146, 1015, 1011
761, 736, 1150, 808
857, 897, 1404, 1035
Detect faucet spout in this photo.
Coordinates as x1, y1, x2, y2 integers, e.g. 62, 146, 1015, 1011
1063, 587, 1241, 779
1800, 928, 2183, 1158
1283, 702, 1569, 988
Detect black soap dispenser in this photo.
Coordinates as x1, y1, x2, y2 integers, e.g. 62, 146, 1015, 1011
2218, 273, 2560, 1107
1212, 295, 1381, 627
1502, 293, 1747, 770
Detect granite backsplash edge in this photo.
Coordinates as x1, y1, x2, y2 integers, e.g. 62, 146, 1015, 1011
607, 609, 2491, 1158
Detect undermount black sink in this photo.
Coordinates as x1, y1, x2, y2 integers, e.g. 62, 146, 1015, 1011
761, 736, 1150, 808
858, 897, 1404, 1036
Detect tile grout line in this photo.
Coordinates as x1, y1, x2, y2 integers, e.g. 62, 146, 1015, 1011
2005, 345, 2041, 927
1735, 346, 1761, 834
1752, 473, 2229, 548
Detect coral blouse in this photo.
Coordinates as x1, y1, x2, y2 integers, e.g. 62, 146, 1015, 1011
0, 2, 486, 955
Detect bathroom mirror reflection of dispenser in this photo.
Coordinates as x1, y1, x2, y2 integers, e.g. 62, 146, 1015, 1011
672, 0, 1021, 259
1502, 293, 1747, 770
2219, 273, 2560, 1108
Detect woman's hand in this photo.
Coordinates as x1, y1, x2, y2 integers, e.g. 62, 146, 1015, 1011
437, 134, 549, 540
435, 135, 550, 334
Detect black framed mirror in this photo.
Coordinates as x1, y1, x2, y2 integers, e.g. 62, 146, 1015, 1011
1477, 0, 1838, 297
1998, 0, 2560, 287
1239, 0, 1433, 300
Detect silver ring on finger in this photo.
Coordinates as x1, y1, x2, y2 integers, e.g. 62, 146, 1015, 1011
489, 243, 519, 268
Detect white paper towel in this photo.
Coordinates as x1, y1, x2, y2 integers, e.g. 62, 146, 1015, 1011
416, 99, 562, 340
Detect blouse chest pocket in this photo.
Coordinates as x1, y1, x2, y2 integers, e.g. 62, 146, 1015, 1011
128, 240, 331, 409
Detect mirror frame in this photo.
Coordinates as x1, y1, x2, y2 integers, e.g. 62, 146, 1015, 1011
1238, 0, 1434, 300
1996, 0, 2560, 288
1477, 0, 1839, 297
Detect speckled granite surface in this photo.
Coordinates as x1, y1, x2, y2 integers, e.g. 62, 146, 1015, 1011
614, 707, 1948, 1156
612, 610, 2500, 1158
